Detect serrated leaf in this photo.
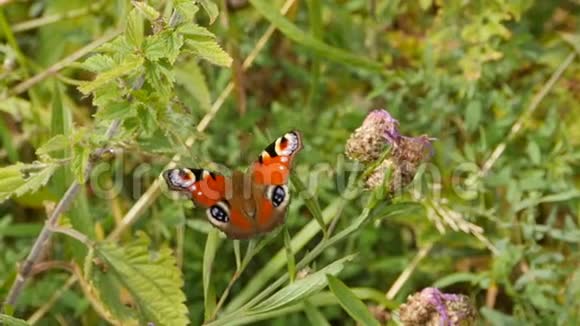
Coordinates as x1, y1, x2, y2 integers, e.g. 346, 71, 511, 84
79, 55, 144, 94
144, 31, 184, 64
145, 61, 174, 97
71, 145, 90, 184
327, 275, 381, 326
174, 60, 211, 111
177, 23, 215, 38
126, 9, 144, 49
95, 102, 137, 121
250, 254, 355, 313
136, 106, 158, 136
83, 54, 116, 73
184, 38, 232, 67
36, 135, 70, 157
93, 82, 124, 108
93, 232, 188, 325
0, 163, 58, 203
197, 0, 219, 24
0, 314, 30, 326
174, 0, 199, 22
132, 1, 160, 21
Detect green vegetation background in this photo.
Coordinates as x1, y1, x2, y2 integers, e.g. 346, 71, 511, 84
0, 0, 579, 325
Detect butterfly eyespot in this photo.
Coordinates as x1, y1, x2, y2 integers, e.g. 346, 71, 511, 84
164, 169, 195, 190
268, 185, 289, 208
208, 202, 229, 223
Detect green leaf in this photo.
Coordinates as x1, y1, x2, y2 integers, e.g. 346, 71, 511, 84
71, 144, 90, 184
95, 102, 137, 121
250, 254, 355, 313
82, 54, 116, 73
0, 163, 59, 203
303, 300, 331, 326
174, 0, 200, 22
326, 275, 381, 326
92, 232, 188, 325
249, 0, 383, 71
0, 314, 30, 326
126, 9, 144, 49
144, 31, 184, 64
132, 1, 160, 21
136, 106, 158, 136
184, 38, 232, 67
197, 0, 219, 24
145, 61, 174, 98
203, 229, 221, 321
36, 135, 70, 157
174, 60, 212, 111
79, 55, 144, 94
177, 23, 215, 38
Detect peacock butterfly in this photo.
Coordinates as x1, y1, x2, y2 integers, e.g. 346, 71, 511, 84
163, 131, 302, 239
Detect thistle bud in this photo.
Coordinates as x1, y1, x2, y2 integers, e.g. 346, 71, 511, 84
345, 109, 401, 163
398, 288, 476, 326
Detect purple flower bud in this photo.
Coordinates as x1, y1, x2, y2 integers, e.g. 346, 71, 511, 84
345, 109, 401, 163
398, 287, 476, 326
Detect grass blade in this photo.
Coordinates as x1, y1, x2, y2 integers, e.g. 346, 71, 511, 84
203, 229, 222, 321
291, 174, 327, 238
326, 275, 381, 326
283, 227, 296, 283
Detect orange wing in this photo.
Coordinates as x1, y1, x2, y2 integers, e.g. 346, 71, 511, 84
249, 131, 303, 233
163, 168, 257, 239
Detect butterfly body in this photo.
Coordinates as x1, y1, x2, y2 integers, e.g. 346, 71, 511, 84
163, 131, 302, 239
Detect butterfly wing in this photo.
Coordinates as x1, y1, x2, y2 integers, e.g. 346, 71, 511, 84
249, 131, 303, 234
163, 168, 258, 239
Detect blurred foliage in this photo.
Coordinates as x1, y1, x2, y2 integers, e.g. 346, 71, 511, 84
0, 0, 579, 325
